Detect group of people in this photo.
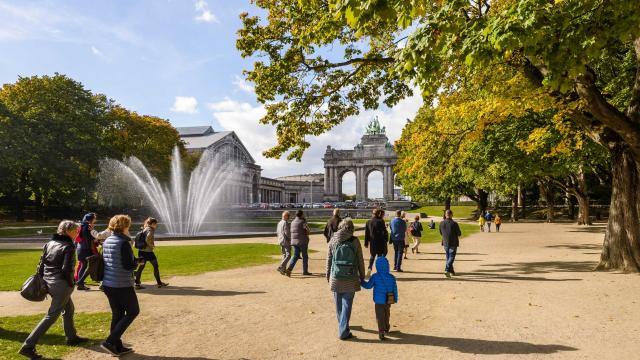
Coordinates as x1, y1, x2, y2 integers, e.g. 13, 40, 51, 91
20, 213, 168, 359
276, 207, 463, 340
478, 210, 502, 233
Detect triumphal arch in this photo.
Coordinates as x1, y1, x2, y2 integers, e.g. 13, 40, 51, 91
323, 118, 398, 201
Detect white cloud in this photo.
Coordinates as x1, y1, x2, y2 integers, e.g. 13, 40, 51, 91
207, 92, 423, 197
233, 75, 254, 94
171, 96, 199, 114
194, 0, 219, 23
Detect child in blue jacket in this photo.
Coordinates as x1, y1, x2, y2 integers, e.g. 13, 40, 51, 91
361, 256, 398, 340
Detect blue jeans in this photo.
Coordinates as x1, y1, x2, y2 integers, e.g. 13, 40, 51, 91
392, 241, 404, 270
333, 292, 355, 339
444, 246, 457, 273
288, 244, 309, 273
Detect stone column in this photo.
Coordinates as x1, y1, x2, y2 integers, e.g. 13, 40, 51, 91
355, 167, 362, 201
324, 168, 329, 195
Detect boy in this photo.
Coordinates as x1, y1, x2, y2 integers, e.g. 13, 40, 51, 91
361, 257, 398, 340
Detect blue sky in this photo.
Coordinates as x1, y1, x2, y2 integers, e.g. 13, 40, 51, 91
0, 0, 421, 197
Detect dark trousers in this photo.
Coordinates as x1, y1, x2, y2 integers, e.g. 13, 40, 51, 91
135, 252, 161, 285
392, 241, 404, 270
75, 252, 91, 286
496, 224, 501, 232
375, 304, 391, 333
103, 286, 140, 348
368, 243, 388, 270
288, 244, 309, 273
444, 246, 457, 273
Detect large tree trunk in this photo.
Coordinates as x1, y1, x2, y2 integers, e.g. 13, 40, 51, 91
443, 197, 451, 219
596, 146, 640, 272
574, 170, 591, 225
478, 189, 488, 211
511, 192, 519, 222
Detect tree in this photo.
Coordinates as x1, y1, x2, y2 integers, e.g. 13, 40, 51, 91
239, 0, 640, 271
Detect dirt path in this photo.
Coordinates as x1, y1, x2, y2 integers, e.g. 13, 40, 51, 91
2, 223, 639, 359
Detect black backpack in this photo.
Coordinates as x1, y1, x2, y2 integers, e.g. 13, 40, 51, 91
134, 230, 147, 250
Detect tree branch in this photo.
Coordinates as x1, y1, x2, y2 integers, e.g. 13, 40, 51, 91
302, 56, 394, 71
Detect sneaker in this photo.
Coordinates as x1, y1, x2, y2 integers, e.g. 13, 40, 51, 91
135, 284, 145, 290
157, 282, 169, 288
18, 346, 42, 360
450, 271, 457, 276
101, 341, 121, 357
378, 332, 386, 341
340, 332, 354, 341
445, 272, 451, 278
118, 346, 134, 355
77, 284, 90, 291
285, 269, 292, 277
66, 336, 89, 346
277, 267, 285, 275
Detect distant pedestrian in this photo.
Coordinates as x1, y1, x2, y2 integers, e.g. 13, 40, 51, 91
389, 210, 407, 272
428, 219, 436, 230
361, 256, 398, 341
134, 218, 168, 289
276, 211, 291, 275
484, 211, 493, 232
324, 208, 342, 243
287, 210, 312, 276
495, 214, 502, 232
409, 215, 423, 254
100, 215, 142, 356
19, 221, 89, 360
74, 212, 110, 291
402, 212, 410, 260
364, 208, 388, 277
478, 212, 486, 232
326, 218, 365, 340
440, 210, 462, 278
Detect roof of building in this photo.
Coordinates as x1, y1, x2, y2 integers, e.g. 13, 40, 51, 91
176, 126, 215, 137
276, 173, 324, 182
181, 131, 233, 150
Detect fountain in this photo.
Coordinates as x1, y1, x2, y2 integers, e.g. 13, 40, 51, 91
99, 147, 237, 236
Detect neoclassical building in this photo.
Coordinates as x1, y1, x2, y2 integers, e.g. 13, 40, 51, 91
177, 119, 396, 204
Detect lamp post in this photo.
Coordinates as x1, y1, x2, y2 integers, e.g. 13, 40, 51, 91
310, 179, 314, 204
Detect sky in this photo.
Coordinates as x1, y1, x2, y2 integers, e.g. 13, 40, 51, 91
0, 0, 422, 198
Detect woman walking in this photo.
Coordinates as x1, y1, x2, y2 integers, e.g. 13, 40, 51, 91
75, 213, 110, 291
101, 215, 141, 356
19, 221, 88, 360
326, 218, 365, 340
134, 218, 168, 289
410, 215, 423, 254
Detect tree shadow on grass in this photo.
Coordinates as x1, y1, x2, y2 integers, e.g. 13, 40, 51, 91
0, 328, 102, 359
137, 286, 265, 297
348, 326, 577, 355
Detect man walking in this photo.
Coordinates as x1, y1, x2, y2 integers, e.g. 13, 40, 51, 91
389, 210, 407, 272
440, 210, 462, 278
324, 208, 342, 243
484, 211, 493, 232
277, 211, 291, 275
287, 210, 312, 276
364, 209, 388, 277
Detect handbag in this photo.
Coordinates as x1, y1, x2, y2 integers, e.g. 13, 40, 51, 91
386, 291, 396, 305
20, 245, 48, 302
86, 252, 105, 282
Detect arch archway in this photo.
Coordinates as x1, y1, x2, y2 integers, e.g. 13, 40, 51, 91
366, 169, 384, 200
339, 170, 356, 201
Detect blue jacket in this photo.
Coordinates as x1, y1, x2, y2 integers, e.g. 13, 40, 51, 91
484, 212, 492, 222
389, 217, 406, 242
102, 233, 136, 288
361, 257, 398, 305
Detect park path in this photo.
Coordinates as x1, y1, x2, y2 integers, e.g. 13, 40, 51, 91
2, 222, 639, 359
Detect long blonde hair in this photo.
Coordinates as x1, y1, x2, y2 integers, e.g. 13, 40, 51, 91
143, 217, 158, 229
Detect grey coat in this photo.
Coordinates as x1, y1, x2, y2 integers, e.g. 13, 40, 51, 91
326, 235, 366, 293
277, 219, 291, 246
290, 217, 309, 246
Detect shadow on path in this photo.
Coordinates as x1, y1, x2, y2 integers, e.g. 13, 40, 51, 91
566, 226, 606, 234
348, 326, 577, 355
545, 243, 602, 251
480, 261, 597, 274
138, 286, 265, 297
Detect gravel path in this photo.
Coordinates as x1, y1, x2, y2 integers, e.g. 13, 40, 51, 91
2, 222, 639, 359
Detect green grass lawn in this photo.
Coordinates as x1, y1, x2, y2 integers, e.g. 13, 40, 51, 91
0, 312, 111, 360
0, 243, 294, 291
412, 205, 477, 220
357, 222, 479, 244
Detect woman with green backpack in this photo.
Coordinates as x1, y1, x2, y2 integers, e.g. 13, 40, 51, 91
325, 218, 365, 340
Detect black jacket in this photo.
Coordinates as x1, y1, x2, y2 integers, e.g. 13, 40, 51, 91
439, 218, 462, 247
365, 217, 388, 255
323, 215, 341, 242
39, 234, 76, 287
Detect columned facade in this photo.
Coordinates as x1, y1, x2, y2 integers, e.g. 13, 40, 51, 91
323, 120, 398, 202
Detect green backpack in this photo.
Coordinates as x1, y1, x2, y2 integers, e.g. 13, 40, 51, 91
332, 238, 357, 279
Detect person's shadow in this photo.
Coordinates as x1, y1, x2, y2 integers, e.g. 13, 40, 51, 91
348, 326, 577, 355
136, 286, 265, 297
